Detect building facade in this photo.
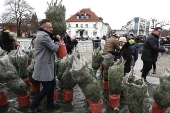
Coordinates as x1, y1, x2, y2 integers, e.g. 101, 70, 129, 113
125, 17, 150, 36
66, 8, 111, 38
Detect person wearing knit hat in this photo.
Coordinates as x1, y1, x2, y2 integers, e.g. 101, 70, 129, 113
71, 35, 76, 40
70, 35, 78, 48
166, 35, 170, 44
108, 37, 132, 76
129, 39, 138, 63
1, 29, 15, 52
102, 35, 120, 55
128, 34, 134, 40
160, 37, 166, 45
63, 33, 74, 54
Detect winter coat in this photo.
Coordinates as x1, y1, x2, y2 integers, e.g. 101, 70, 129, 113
32, 30, 59, 81
141, 33, 165, 62
130, 43, 138, 62
1, 33, 14, 52
102, 37, 120, 55
72, 39, 78, 47
63, 36, 74, 54
109, 42, 132, 74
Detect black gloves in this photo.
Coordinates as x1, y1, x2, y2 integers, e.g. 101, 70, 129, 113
51, 36, 59, 42
108, 51, 114, 55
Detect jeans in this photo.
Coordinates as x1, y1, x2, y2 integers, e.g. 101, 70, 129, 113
31, 79, 56, 108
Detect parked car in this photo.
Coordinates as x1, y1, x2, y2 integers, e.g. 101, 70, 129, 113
75, 37, 86, 41
26, 34, 36, 38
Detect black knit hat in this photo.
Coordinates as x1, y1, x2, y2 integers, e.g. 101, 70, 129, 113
111, 34, 118, 38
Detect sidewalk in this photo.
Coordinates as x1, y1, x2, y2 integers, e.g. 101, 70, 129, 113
134, 54, 160, 85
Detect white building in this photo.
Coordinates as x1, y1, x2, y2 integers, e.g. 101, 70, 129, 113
125, 17, 150, 36
66, 8, 111, 38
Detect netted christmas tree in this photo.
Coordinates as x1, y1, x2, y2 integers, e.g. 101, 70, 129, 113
45, 0, 66, 39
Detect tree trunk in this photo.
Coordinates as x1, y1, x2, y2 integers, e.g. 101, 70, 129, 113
17, 19, 22, 37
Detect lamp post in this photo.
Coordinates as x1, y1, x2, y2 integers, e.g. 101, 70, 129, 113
27, 23, 31, 35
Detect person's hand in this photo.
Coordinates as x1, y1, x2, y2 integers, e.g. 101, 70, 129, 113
107, 51, 114, 55
56, 35, 61, 40
165, 48, 169, 52
117, 59, 120, 61
32, 39, 35, 42
51, 36, 59, 42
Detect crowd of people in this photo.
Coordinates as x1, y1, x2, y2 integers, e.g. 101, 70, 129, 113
101, 27, 169, 83
1, 18, 169, 112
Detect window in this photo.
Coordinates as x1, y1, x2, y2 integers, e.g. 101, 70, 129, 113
86, 14, 90, 19
76, 31, 79, 36
81, 14, 85, 19
85, 24, 88, 28
80, 24, 83, 28
93, 31, 97, 36
76, 24, 78, 27
68, 24, 71, 27
85, 31, 88, 36
93, 24, 97, 28
76, 15, 80, 19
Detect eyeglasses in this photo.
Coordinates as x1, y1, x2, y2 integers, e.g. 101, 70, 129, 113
44, 26, 53, 29
157, 30, 162, 33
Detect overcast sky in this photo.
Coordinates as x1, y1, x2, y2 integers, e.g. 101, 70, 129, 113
0, 0, 170, 29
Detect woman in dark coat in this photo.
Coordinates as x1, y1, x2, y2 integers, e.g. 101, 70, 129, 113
70, 35, 78, 47
108, 37, 132, 76
63, 33, 74, 54
1, 30, 15, 52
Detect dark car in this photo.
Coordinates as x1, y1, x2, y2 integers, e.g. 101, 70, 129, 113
75, 37, 86, 41
26, 34, 36, 38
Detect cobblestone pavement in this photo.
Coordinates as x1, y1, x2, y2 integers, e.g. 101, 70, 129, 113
149, 54, 170, 77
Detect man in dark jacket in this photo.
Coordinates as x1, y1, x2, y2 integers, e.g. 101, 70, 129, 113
63, 33, 74, 54
141, 27, 169, 83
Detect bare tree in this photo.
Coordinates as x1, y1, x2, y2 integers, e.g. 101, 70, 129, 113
3, 0, 34, 37
150, 18, 170, 29
30, 13, 39, 33
1, 12, 16, 31
161, 29, 169, 37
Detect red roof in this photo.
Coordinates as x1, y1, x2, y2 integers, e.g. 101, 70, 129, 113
66, 8, 101, 22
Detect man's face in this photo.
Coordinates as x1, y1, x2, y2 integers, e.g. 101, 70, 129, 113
153, 29, 162, 36
43, 22, 53, 33
65, 33, 68, 36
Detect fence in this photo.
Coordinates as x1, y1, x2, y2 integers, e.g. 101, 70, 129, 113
17, 40, 100, 53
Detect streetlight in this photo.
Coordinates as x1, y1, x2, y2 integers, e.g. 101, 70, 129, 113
27, 23, 31, 37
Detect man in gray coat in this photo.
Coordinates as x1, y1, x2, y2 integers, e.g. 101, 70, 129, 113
31, 19, 60, 113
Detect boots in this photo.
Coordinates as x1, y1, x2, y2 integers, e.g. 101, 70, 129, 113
153, 69, 156, 74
